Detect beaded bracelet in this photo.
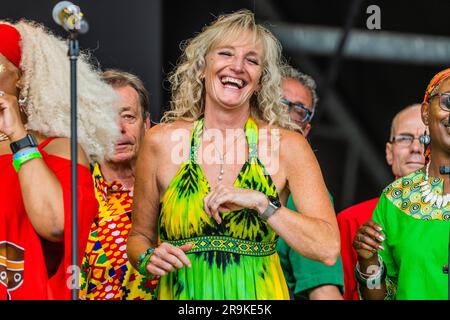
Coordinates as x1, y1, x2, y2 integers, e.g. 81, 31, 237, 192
355, 255, 387, 288
12, 147, 42, 172
137, 247, 154, 277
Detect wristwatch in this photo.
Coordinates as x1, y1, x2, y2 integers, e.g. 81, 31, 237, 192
260, 196, 281, 220
10, 134, 38, 154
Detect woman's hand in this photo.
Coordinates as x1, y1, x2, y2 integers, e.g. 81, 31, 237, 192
146, 242, 193, 277
0, 91, 26, 141
353, 220, 385, 260
203, 184, 269, 224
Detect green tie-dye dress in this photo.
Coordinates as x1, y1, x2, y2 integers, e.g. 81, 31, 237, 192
157, 117, 290, 300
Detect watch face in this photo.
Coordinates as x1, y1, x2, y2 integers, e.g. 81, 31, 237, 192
269, 196, 281, 208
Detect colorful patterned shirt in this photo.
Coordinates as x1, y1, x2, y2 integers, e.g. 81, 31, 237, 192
79, 162, 157, 300
372, 168, 450, 299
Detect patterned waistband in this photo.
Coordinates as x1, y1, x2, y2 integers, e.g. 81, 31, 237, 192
165, 236, 277, 257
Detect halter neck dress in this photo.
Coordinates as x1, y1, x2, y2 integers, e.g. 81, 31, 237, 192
157, 117, 289, 299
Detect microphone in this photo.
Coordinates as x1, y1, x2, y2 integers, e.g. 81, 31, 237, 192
52, 1, 89, 34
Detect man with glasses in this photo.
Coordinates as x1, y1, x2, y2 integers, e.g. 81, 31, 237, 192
280, 74, 316, 136
337, 103, 426, 299
277, 65, 345, 300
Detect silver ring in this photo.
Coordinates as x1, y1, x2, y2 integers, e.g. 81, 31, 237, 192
0, 91, 4, 97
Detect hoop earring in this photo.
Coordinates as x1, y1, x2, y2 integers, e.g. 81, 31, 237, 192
18, 94, 28, 115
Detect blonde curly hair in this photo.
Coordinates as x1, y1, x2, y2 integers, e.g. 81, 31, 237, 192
5, 19, 120, 161
162, 9, 299, 131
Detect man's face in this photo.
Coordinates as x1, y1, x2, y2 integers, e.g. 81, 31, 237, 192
386, 107, 426, 178
109, 85, 149, 164
281, 78, 313, 137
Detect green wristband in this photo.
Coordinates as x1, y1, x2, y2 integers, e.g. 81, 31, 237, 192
138, 247, 154, 277
13, 150, 42, 172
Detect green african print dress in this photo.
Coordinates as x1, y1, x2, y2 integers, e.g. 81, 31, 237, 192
372, 168, 450, 300
157, 117, 290, 300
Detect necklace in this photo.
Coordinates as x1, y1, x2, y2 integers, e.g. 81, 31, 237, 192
420, 161, 450, 208
203, 125, 245, 184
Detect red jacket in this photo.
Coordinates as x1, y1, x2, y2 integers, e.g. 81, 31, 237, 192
337, 198, 379, 300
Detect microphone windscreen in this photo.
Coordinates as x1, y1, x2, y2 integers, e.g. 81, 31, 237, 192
52, 1, 74, 26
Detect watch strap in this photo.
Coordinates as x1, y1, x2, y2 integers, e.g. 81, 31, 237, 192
10, 134, 38, 154
261, 196, 281, 220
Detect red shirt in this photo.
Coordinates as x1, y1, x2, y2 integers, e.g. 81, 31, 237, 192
337, 198, 379, 300
0, 138, 97, 300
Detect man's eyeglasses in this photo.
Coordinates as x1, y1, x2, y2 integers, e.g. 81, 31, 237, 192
390, 134, 427, 147
281, 98, 314, 124
428, 92, 450, 112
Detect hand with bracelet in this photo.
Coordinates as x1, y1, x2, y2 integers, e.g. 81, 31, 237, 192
138, 242, 193, 277
353, 219, 387, 299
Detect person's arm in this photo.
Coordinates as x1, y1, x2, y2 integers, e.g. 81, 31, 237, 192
284, 194, 344, 300
0, 93, 88, 242
308, 285, 343, 300
204, 129, 340, 266
127, 125, 192, 277
21, 137, 89, 242
264, 130, 339, 266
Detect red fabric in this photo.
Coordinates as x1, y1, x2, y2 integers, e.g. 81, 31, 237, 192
0, 138, 97, 300
0, 24, 21, 68
336, 198, 379, 300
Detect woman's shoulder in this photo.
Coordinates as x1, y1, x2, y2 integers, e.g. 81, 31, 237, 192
144, 120, 195, 151
260, 122, 308, 153
255, 119, 304, 141
150, 120, 194, 133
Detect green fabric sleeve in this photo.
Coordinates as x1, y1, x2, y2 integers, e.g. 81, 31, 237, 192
277, 194, 344, 298
289, 247, 344, 297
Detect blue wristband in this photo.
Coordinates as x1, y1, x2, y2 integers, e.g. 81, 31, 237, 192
13, 147, 39, 160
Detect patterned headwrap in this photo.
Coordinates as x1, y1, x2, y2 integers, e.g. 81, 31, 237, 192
423, 68, 450, 164
0, 23, 21, 68
423, 68, 450, 103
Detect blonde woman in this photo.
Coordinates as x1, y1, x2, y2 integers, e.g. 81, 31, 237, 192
0, 20, 119, 300
128, 10, 339, 299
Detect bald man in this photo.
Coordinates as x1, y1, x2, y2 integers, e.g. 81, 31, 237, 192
337, 104, 426, 300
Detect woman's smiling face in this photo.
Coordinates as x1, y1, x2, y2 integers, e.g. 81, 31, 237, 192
425, 78, 450, 153
203, 30, 263, 111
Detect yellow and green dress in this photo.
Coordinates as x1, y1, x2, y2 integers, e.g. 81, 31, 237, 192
158, 117, 289, 299
372, 168, 450, 300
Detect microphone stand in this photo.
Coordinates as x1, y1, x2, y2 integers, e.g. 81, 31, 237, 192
439, 165, 450, 301
52, 0, 89, 301
68, 30, 80, 301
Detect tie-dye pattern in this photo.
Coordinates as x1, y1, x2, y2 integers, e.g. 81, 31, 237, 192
157, 117, 289, 299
